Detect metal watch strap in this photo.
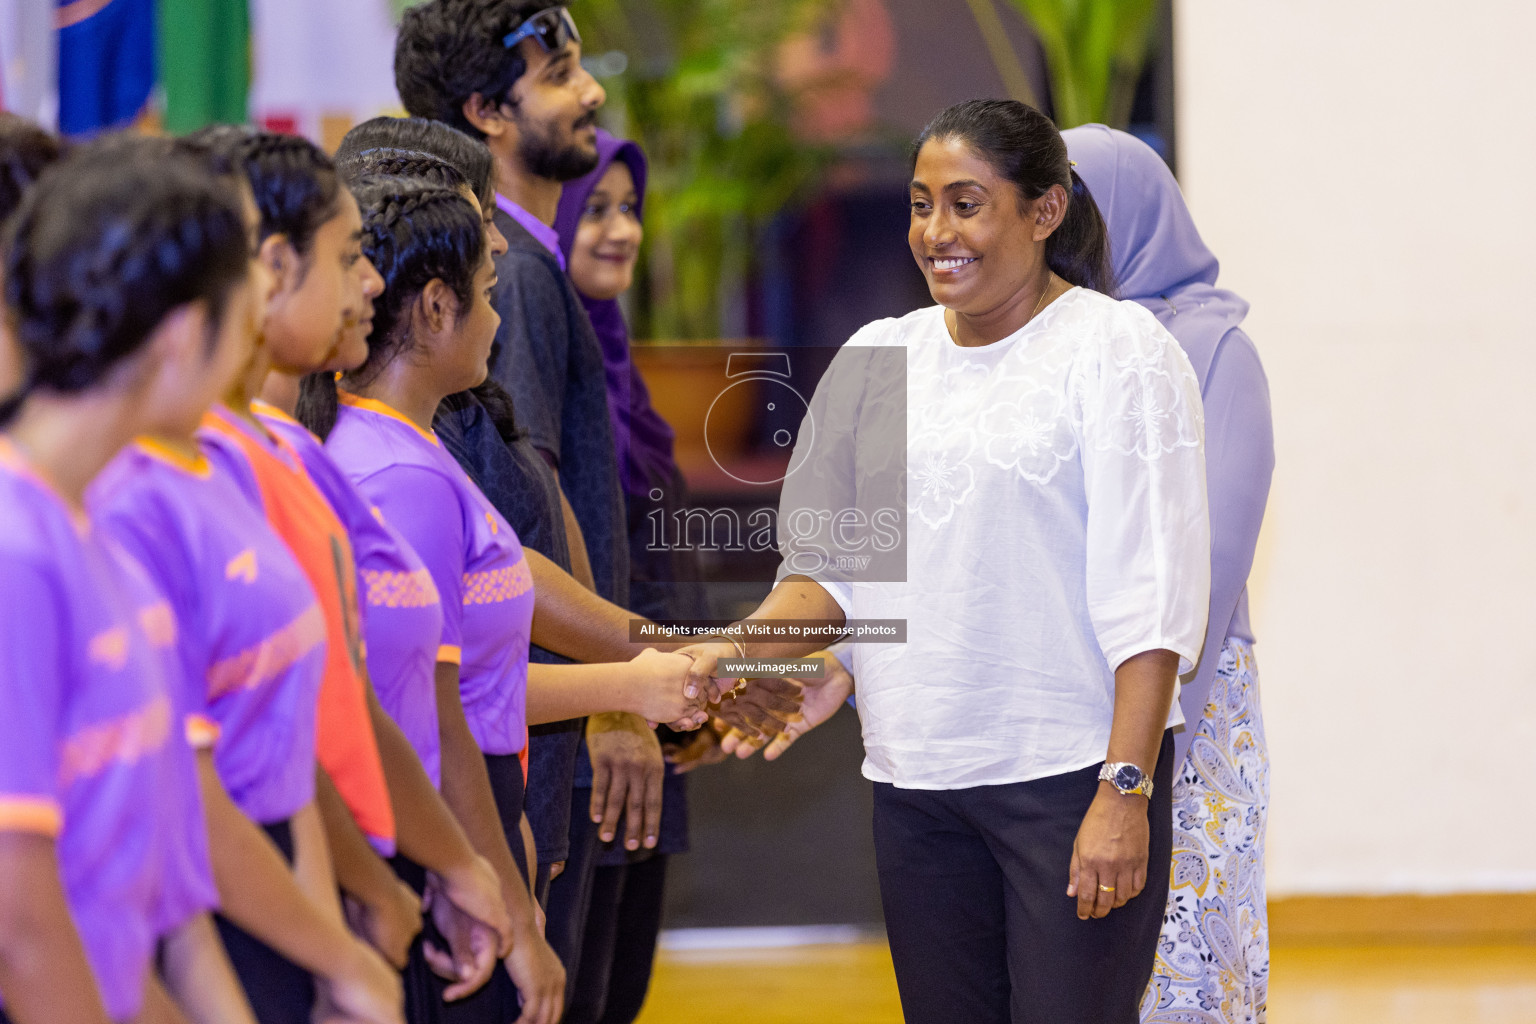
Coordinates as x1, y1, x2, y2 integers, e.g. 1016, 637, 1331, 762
1099, 761, 1153, 799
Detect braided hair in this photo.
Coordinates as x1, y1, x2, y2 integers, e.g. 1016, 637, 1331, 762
186, 126, 341, 258
335, 147, 470, 196
1, 137, 248, 424
296, 176, 484, 437
335, 116, 496, 209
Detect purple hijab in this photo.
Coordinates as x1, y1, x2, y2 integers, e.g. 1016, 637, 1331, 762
554, 129, 676, 499
1065, 125, 1275, 771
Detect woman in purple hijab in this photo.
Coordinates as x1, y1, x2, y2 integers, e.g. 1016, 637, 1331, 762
1065, 124, 1274, 1024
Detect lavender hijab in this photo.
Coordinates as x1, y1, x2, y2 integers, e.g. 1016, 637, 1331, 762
1065, 125, 1275, 771
554, 129, 676, 499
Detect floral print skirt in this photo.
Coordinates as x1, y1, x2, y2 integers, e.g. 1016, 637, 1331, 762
1141, 638, 1270, 1024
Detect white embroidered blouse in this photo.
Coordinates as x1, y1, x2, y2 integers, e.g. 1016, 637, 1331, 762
780, 286, 1211, 790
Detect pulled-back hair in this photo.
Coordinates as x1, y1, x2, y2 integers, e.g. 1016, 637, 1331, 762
1, 138, 248, 423
186, 125, 341, 257
0, 113, 64, 225
297, 177, 484, 437
335, 116, 495, 208
336, 148, 470, 198
394, 0, 561, 139
913, 99, 1116, 295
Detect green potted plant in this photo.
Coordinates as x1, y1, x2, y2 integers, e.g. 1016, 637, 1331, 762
976, 0, 1160, 129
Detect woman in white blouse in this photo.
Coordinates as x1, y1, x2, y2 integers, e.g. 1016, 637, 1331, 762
683, 99, 1210, 1024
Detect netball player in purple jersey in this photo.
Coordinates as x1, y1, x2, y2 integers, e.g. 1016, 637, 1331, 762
195, 128, 520, 1005
0, 139, 255, 1024
319, 177, 705, 1024
89, 153, 407, 1024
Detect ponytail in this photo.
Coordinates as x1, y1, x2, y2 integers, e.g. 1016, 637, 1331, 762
913, 99, 1118, 296
296, 371, 341, 439
1046, 168, 1117, 296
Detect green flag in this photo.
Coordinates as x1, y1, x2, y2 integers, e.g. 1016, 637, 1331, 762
157, 0, 251, 133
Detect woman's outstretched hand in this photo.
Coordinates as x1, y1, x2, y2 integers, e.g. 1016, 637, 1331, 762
720, 652, 851, 760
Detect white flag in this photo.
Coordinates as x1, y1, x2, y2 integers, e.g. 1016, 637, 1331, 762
249, 0, 403, 151
0, 0, 59, 128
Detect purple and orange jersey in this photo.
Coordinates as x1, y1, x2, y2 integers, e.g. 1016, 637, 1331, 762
326, 393, 534, 764
91, 437, 326, 825
199, 405, 396, 853
256, 401, 445, 789
0, 439, 216, 1022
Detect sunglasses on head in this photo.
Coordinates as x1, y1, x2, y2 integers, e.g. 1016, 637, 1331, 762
502, 7, 581, 53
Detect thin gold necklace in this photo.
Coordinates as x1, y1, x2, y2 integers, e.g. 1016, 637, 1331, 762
1027, 273, 1056, 322
949, 273, 1058, 345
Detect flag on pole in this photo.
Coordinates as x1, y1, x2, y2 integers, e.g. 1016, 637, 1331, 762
250, 0, 402, 152
0, 0, 59, 127
157, 0, 250, 134
56, 0, 157, 137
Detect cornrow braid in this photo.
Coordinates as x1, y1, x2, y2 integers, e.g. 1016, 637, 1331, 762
335, 147, 469, 196
296, 175, 484, 438
1, 138, 247, 424
186, 126, 341, 256
335, 116, 496, 209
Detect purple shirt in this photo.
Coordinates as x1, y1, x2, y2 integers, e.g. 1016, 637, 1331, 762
256, 402, 445, 788
326, 394, 534, 757
0, 440, 217, 1022
90, 439, 325, 824
497, 192, 566, 271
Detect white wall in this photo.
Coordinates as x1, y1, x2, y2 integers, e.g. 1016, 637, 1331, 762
1174, 0, 1536, 895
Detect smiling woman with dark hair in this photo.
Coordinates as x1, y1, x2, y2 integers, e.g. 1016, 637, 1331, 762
681, 98, 1212, 1024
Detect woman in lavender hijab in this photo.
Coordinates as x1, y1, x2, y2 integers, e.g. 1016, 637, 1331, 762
1064, 124, 1275, 1024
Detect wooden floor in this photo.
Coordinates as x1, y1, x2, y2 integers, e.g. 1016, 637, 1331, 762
632, 941, 1536, 1024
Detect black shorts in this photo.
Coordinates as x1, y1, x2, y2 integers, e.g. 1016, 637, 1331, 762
215, 818, 317, 1024
389, 751, 528, 1023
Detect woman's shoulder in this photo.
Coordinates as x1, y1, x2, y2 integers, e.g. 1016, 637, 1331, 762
1062, 287, 1197, 374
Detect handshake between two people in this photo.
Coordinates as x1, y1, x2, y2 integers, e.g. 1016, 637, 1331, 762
620, 642, 807, 742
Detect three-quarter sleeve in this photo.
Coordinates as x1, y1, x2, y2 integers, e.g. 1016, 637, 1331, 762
1078, 309, 1211, 674
365, 465, 468, 666
0, 560, 68, 836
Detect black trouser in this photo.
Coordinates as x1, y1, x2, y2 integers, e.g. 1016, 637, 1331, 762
394, 752, 527, 1024
216, 819, 316, 1024
562, 855, 669, 1024
541, 786, 600, 1010
873, 731, 1174, 1024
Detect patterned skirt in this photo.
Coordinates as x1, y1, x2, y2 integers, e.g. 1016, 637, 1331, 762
1140, 638, 1270, 1024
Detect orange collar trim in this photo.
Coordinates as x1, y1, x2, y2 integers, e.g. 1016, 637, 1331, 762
336, 391, 440, 447
0, 436, 91, 533
251, 399, 300, 426
134, 437, 212, 478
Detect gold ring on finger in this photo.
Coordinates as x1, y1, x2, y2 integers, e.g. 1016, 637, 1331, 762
1097, 884, 1116, 892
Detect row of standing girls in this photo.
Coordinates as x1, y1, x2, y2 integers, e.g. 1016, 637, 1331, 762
0, 112, 778, 1024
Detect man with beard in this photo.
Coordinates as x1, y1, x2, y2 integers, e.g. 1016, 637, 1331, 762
394, 2, 656, 1013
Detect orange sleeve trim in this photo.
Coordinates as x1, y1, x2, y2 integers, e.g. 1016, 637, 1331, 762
437, 645, 463, 665
0, 797, 63, 836
185, 714, 222, 750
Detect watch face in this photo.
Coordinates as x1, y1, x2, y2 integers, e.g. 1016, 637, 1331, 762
1113, 765, 1144, 790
